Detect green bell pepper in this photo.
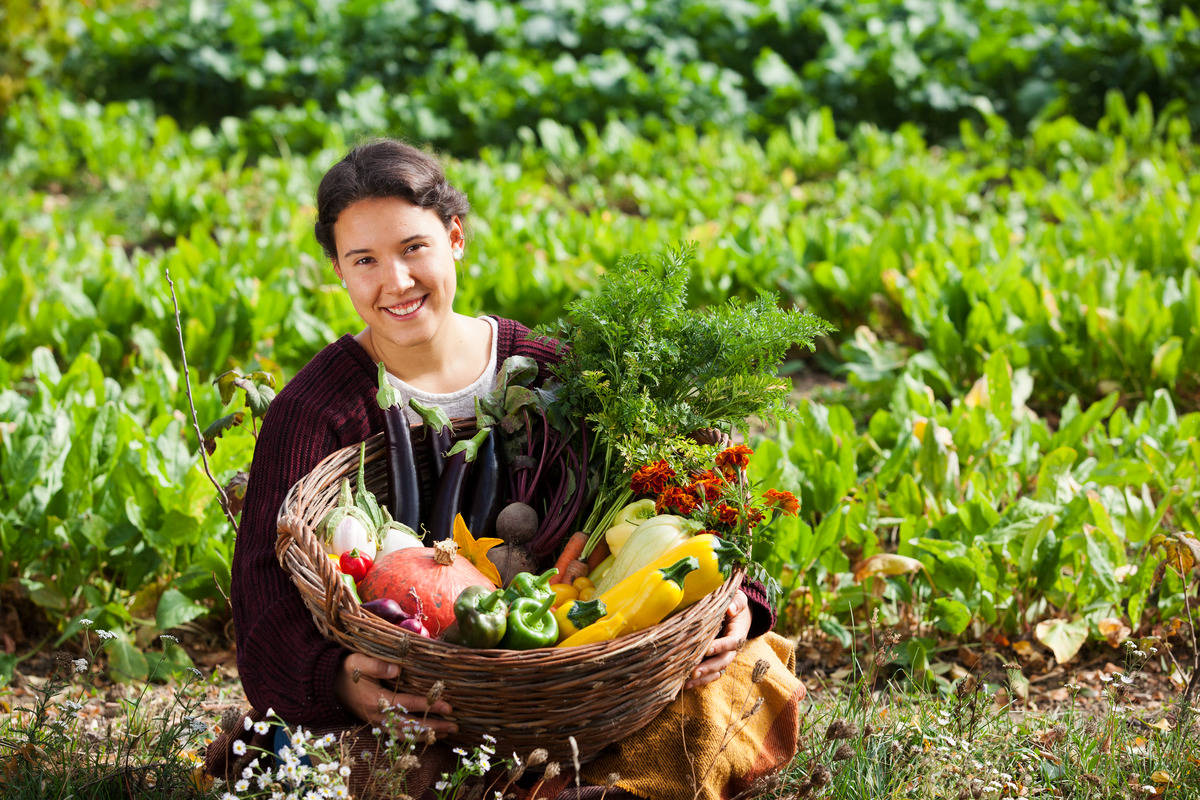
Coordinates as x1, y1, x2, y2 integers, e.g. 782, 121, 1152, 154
447, 585, 509, 648
339, 572, 362, 604
498, 593, 558, 650
501, 567, 559, 606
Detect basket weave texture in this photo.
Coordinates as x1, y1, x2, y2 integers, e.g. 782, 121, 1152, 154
275, 427, 742, 764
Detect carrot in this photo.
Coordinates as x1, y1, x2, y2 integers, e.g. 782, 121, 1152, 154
550, 531, 590, 584
585, 539, 611, 572
560, 559, 590, 587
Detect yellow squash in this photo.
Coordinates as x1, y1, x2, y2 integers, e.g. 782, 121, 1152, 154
556, 556, 699, 647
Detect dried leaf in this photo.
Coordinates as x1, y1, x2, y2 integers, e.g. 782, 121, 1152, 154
1097, 617, 1131, 648
853, 553, 926, 583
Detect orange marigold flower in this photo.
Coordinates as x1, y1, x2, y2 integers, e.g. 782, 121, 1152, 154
714, 503, 740, 527
691, 470, 724, 503
762, 489, 800, 516
714, 444, 754, 477
746, 506, 765, 528
631, 460, 676, 495
657, 485, 699, 515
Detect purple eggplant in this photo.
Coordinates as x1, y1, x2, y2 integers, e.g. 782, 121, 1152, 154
428, 427, 491, 542
376, 363, 420, 531
410, 398, 454, 480
463, 426, 504, 539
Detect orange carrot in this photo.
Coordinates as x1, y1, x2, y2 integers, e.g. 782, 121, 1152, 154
560, 559, 590, 586
550, 531, 590, 584
585, 539, 611, 572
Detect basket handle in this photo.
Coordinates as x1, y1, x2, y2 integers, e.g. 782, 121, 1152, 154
278, 512, 358, 631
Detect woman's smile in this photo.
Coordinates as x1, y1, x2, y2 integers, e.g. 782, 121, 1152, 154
382, 295, 427, 319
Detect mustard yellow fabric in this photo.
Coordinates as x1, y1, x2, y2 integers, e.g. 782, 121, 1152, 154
579, 632, 805, 800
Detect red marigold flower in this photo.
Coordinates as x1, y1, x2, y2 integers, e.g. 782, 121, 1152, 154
714, 503, 740, 527
762, 489, 800, 516
746, 506, 765, 528
657, 485, 699, 515
631, 460, 676, 495
714, 444, 754, 477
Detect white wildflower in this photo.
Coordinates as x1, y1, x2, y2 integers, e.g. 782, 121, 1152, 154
96, 630, 118, 641
236, 779, 250, 792
339, 765, 351, 778
453, 747, 468, 757
244, 716, 254, 731
254, 720, 271, 735
159, 634, 178, 645
233, 740, 248, 756
79, 619, 93, 627
188, 667, 203, 679
435, 779, 450, 791
73, 658, 88, 673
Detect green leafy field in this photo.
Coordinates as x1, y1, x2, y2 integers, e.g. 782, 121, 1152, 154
1, 1, 1198, 686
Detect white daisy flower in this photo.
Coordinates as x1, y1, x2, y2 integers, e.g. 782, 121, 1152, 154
233, 740, 248, 756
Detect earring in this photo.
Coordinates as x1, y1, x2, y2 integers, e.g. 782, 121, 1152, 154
453, 248, 463, 261
340, 279, 347, 288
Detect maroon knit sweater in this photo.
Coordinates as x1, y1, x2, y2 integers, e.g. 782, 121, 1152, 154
232, 317, 776, 727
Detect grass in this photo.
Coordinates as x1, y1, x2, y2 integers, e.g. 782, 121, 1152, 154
3, 621, 1197, 800
0, 625, 213, 798
768, 640, 1199, 800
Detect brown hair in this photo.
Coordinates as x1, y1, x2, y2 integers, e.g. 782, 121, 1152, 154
313, 139, 470, 261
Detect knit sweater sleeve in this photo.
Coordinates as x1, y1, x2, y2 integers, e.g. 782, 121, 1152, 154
232, 337, 379, 728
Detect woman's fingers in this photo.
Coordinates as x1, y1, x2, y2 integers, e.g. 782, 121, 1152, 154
684, 591, 752, 690
334, 653, 457, 735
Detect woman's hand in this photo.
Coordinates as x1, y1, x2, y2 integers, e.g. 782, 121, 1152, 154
684, 589, 751, 690
334, 653, 458, 737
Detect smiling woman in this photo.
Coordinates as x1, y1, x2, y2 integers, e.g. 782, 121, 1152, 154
216, 139, 784, 799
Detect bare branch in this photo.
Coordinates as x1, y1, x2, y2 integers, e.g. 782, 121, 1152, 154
166, 268, 240, 536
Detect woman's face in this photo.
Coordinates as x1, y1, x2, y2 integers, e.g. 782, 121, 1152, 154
332, 196, 465, 353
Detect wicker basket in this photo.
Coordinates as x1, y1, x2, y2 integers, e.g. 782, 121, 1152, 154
275, 429, 742, 764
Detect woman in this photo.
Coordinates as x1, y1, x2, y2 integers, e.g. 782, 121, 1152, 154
217, 139, 794, 797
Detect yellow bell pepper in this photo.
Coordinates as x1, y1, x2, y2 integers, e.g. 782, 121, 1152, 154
597, 533, 740, 612
557, 556, 699, 646
553, 598, 607, 641
603, 499, 658, 554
